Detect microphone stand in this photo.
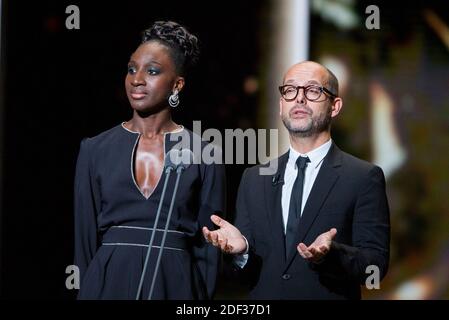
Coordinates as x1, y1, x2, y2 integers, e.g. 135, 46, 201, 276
147, 164, 186, 300
135, 164, 174, 300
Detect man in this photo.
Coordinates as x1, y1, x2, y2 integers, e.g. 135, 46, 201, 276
203, 61, 390, 299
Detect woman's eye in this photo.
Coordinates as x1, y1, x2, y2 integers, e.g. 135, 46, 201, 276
127, 66, 136, 74
148, 68, 160, 75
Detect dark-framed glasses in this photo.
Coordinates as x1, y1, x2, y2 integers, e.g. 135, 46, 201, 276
278, 84, 337, 102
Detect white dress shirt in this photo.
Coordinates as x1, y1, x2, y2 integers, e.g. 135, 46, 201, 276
234, 139, 332, 268
281, 139, 332, 233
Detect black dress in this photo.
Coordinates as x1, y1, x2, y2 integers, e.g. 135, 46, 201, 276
74, 123, 225, 299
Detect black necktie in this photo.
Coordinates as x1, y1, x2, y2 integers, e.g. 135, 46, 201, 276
285, 156, 310, 258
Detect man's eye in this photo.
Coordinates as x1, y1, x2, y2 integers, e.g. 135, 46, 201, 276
285, 87, 296, 93
308, 87, 321, 94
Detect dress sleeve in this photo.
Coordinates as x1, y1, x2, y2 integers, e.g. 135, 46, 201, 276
192, 161, 226, 299
74, 138, 101, 282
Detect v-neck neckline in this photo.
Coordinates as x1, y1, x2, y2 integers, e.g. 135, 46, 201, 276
120, 122, 185, 200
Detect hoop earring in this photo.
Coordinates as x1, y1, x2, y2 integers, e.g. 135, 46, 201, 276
168, 90, 180, 108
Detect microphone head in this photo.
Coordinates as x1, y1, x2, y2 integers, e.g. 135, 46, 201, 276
272, 173, 284, 186
165, 148, 194, 170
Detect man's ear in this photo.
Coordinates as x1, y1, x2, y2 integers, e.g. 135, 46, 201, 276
279, 98, 283, 116
330, 97, 343, 118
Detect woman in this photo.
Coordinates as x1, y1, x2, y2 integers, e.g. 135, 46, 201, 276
74, 21, 225, 299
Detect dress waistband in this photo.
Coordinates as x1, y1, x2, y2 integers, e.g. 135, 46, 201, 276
101, 226, 189, 251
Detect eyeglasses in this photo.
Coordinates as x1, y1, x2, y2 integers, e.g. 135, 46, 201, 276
278, 84, 337, 102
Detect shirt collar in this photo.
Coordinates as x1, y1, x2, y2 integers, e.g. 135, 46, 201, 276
288, 139, 332, 169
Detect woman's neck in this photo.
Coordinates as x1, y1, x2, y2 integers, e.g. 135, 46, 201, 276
125, 109, 180, 138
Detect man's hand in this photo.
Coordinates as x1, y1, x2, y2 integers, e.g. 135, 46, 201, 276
202, 214, 247, 255
297, 228, 337, 263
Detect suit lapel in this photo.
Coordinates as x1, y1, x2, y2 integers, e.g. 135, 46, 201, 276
285, 143, 342, 268
264, 152, 289, 262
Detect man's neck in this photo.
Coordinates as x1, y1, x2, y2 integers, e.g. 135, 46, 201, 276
289, 131, 331, 154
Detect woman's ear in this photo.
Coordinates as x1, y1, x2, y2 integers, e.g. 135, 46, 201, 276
174, 77, 185, 93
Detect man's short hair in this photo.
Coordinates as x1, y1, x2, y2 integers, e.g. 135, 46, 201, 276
325, 68, 339, 97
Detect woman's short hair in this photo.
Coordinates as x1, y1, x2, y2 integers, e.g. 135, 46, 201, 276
142, 21, 200, 76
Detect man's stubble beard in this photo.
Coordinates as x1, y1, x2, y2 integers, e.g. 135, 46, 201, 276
282, 104, 332, 138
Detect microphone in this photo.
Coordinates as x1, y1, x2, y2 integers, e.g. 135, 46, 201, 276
147, 148, 193, 299
135, 148, 194, 300
272, 173, 284, 186
167, 148, 194, 172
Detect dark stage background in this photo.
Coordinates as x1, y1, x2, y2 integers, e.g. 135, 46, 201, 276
0, 0, 265, 299
1, 0, 449, 300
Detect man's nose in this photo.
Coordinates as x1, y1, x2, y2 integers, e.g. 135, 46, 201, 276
296, 88, 306, 104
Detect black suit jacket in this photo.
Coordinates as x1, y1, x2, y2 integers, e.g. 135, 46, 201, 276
234, 143, 390, 299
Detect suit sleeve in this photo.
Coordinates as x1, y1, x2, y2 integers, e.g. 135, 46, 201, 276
233, 168, 262, 284
314, 165, 390, 284
193, 161, 226, 299
234, 168, 254, 248
74, 138, 101, 283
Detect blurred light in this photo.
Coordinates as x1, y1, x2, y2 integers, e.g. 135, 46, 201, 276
392, 277, 434, 300
265, 0, 310, 155
312, 0, 359, 30
243, 76, 259, 95
319, 55, 349, 95
423, 9, 449, 50
44, 17, 62, 33
370, 81, 407, 179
